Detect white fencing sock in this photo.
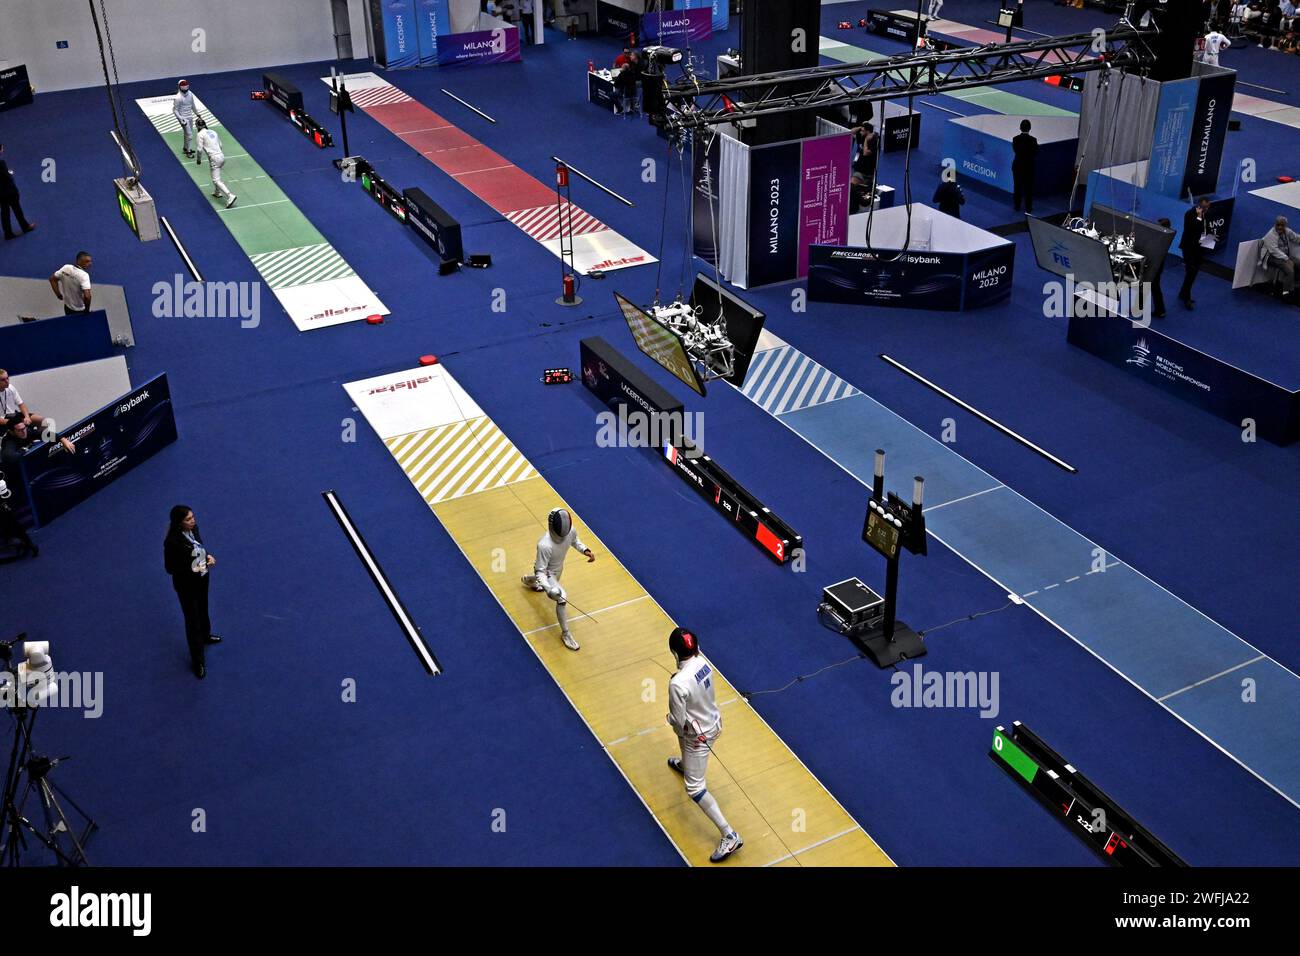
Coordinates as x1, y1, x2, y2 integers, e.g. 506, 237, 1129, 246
694, 790, 730, 835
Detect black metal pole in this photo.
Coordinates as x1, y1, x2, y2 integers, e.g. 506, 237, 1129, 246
883, 553, 900, 641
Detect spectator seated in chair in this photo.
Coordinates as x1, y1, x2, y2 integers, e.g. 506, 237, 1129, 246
1260, 215, 1300, 300
0, 368, 58, 433
1, 418, 75, 471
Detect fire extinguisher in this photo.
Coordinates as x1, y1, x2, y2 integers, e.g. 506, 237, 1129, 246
556, 163, 569, 188
588, 59, 595, 73
562, 273, 576, 302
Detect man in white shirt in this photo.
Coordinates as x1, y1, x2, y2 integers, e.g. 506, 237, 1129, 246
521, 507, 595, 651
49, 252, 93, 314
665, 627, 743, 863
173, 79, 197, 157
1202, 28, 1231, 64
195, 119, 236, 208
0, 368, 54, 432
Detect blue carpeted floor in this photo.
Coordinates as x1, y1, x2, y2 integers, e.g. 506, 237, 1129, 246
2, 0, 1298, 865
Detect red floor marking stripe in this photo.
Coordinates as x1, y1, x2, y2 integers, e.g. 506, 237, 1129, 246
344, 76, 648, 268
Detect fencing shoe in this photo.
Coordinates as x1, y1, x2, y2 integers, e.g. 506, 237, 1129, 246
710, 830, 743, 863
562, 630, 580, 651
667, 756, 683, 774
226, 195, 237, 208
521, 575, 544, 592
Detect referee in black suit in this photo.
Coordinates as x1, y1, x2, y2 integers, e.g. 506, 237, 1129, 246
1178, 197, 1217, 310
0, 143, 37, 240
164, 505, 222, 679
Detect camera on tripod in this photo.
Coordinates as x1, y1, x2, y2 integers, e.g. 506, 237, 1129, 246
2, 636, 96, 866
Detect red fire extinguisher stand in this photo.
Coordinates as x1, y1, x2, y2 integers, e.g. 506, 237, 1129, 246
554, 162, 582, 306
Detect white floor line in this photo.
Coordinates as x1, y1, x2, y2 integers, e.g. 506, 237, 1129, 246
730, 367, 1300, 811
220, 199, 291, 210
521, 594, 652, 635
761, 825, 863, 867
927, 484, 1006, 511
1157, 655, 1269, 703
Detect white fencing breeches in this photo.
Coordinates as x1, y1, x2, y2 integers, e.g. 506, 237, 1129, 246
209, 156, 233, 199
524, 570, 570, 633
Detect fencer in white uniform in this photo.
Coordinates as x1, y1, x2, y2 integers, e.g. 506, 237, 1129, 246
195, 119, 236, 208
173, 79, 196, 156
665, 627, 743, 863
521, 508, 594, 651
927, 0, 943, 20
1202, 30, 1230, 66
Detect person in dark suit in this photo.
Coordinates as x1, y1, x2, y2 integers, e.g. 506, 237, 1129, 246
851, 124, 879, 183
1178, 197, 1217, 309
1147, 217, 1171, 319
933, 174, 966, 219
0, 144, 37, 240
1011, 120, 1038, 214
164, 505, 221, 679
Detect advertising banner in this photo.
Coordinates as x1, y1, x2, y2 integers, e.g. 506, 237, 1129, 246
1148, 77, 1198, 198
747, 141, 802, 287
680, 0, 728, 34
0, 64, 34, 112
641, 8, 712, 44
369, 0, 420, 69
1067, 311, 1298, 445
692, 132, 722, 266
19, 374, 179, 527
1181, 70, 1234, 198
808, 246, 965, 310
597, 0, 641, 38
797, 134, 851, 277
415, 0, 450, 67
437, 25, 521, 65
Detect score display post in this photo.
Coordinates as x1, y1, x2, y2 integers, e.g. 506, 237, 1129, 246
858, 448, 928, 667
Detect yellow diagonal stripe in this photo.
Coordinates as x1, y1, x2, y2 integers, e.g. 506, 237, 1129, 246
385, 418, 538, 504
376, 411, 892, 867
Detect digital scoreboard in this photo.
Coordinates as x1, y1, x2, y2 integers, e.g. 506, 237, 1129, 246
990, 722, 1185, 867
863, 506, 902, 560
356, 162, 408, 224
113, 177, 160, 242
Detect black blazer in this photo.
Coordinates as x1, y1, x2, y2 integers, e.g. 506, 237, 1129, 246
1011, 133, 1037, 171
1180, 207, 1212, 254
0, 162, 17, 199
164, 530, 207, 588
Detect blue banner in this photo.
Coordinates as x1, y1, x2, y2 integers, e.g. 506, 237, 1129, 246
641, 8, 712, 44
679, 0, 728, 34
437, 25, 521, 66
17, 373, 179, 528
370, 0, 420, 69
1067, 312, 1299, 445
415, 0, 449, 67
0, 64, 34, 112
1148, 77, 1198, 199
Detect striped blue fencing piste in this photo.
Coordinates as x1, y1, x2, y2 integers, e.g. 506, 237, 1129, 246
740, 346, 861, 415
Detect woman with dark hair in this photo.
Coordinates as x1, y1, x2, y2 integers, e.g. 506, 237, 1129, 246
164, 505, 220, 679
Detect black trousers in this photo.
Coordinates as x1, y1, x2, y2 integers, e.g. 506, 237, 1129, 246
1178, 249, 1203, 302
175, 576, 212, 668
1, 192, 31, 237
521, 14, 534, 44
1012, 170, 1033, 213
1150, 267, 1165, 315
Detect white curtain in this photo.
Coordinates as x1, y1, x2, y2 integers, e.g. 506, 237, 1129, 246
1076, 71, 1160, 189
716, 129, 750, 286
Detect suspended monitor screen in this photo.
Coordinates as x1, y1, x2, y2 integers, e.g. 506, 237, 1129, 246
1025, 215, 1115, 287
689, 272, 766, 386
613, 292, 706, 396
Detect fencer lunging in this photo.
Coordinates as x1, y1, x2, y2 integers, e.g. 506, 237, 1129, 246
665, 627, 743, 863
173, 79, 196, 157
195, 119, 236, 208
522, 507, 595, 651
